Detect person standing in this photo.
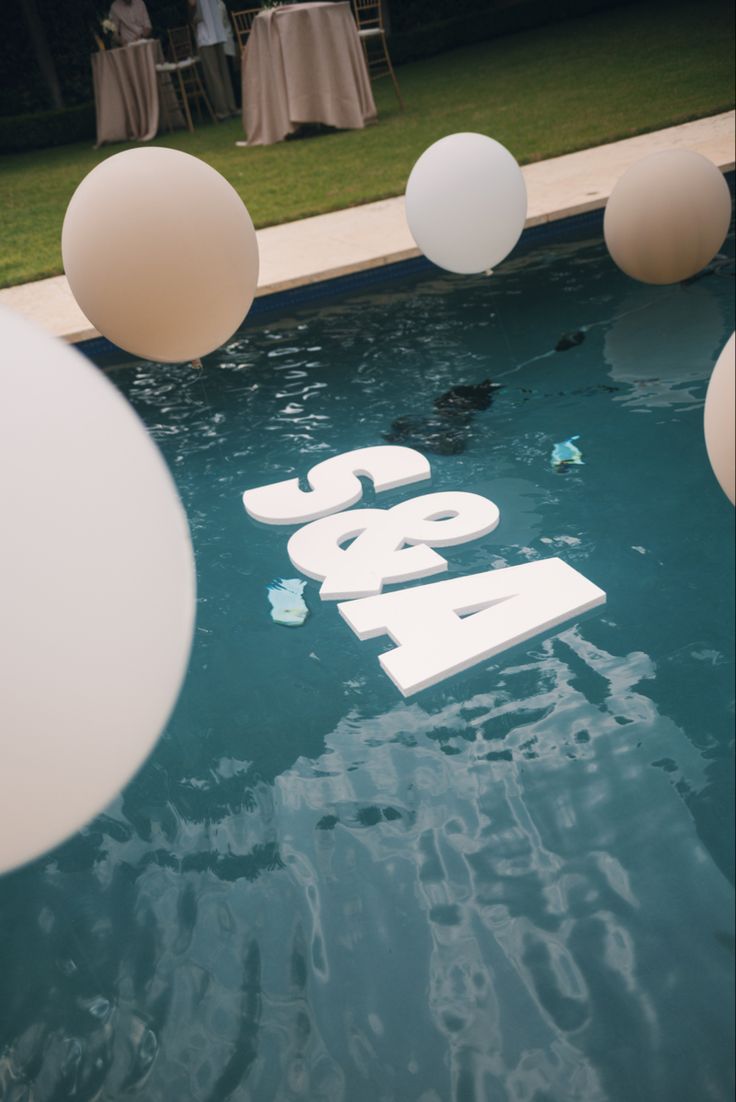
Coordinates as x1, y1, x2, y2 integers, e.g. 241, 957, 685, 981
188, 0, 237, 119
220, 0, 241, 106
109, 0, 152, 45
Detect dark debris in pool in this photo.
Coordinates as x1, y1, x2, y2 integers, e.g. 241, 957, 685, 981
555, 329, 587, 352
384, 378, 501, 455
384, 414, 469, 455
433, 378, 501, 413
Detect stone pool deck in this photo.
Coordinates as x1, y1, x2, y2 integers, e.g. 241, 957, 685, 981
1, 110, 733, 345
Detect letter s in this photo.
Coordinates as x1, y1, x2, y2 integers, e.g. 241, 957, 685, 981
242, 445, 431, 525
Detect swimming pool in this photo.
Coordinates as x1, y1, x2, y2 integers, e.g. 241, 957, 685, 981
0, 214, 733, 1102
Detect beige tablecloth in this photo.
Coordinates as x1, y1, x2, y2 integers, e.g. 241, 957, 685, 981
242, 2, 376, 146
92, 40, 182, 147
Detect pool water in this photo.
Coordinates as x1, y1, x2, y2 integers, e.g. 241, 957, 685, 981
1, 221, 734, 1102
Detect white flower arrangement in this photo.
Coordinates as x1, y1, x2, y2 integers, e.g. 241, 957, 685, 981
101, 18, 116, 33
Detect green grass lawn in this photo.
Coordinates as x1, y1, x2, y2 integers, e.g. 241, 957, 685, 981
0, 0, 733, 289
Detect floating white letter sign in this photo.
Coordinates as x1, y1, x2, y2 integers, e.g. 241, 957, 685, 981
338, 559, 606, 696
287, 491, 500, 599
242, 446, 606, 696
242, 445, 430, 525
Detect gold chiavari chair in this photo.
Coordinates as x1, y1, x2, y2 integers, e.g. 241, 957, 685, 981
156, 25, 217, 131
168, 24, 196, 63
231, 7, 260, 55
352, 0, 403, 109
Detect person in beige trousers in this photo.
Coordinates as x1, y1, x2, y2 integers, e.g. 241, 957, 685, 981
188, 0, 237, 119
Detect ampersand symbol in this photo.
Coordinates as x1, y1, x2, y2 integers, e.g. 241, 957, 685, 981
286, 491, 500, 600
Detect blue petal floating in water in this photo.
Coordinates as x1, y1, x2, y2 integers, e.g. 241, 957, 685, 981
551, 435, 584, 468
267, 578, 309, 627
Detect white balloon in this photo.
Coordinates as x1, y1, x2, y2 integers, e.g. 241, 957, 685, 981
0, 307, 196, 875
62, 147, 259, 363
704, 332, 735, 505
604, 150, 732, 285
405, 133, 527, 274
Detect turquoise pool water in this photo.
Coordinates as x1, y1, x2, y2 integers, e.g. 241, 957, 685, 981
1, 220, 734, 1102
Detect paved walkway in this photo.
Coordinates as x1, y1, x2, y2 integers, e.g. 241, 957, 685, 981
1, 111, 733, 344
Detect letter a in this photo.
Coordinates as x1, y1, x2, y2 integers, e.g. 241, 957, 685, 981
338, 559, 606, 696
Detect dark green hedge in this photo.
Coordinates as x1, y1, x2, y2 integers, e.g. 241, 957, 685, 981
2, 0, 639, 120
0, 0, 188, 117
388, 0, 634, 64
0, 102, 96, 155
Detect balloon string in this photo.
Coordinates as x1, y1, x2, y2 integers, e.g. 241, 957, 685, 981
194, 359, 215, 422
67, 918, 106, 990
494, 301, 520, 377
493, 289, 682, 382
193, 357, 232, 473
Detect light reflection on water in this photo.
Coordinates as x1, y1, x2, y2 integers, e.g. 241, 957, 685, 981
0, 228, 733, 1102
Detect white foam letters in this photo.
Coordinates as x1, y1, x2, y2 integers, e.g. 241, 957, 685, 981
287, 491, 500, 600
242, 445, 431, 525
338, 559, 606, 697
242, 445, 607, 696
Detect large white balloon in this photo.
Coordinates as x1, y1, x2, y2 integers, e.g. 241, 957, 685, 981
704, 332, 735, 505
0, 307, 196, 875
62, 147, 259, 363
405, 133, 527, 275
604, 150, 732, 285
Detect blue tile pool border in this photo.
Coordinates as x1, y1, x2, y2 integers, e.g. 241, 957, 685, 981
248, 206, 610, 321
79, 175, 734, 368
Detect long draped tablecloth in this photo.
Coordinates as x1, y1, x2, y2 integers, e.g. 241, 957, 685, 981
242, 2, 377, 147
92, 40, 183, 147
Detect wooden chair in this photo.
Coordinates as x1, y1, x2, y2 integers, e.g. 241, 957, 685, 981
157, 26, 217, 131
231, 7, 260, 55
351, 0, 403, 109
168, 25, 196, 64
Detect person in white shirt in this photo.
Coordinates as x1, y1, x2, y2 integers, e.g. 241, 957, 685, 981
188, 0, 237, 119
109, 0, 152, 46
